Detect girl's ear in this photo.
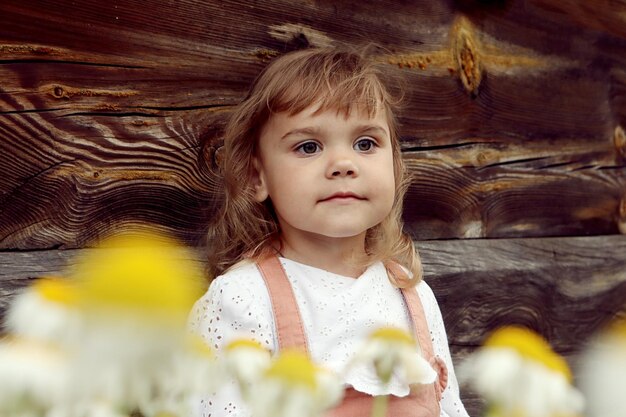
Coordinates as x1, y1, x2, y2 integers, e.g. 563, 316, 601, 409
251, 157, 269, 202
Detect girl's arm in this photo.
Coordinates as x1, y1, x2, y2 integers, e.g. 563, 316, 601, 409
417, 281, 471, 417
188, 264, 277, 417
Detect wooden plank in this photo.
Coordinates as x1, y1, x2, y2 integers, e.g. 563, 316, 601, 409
417, 236, 626, 355
403, 155, 626, 239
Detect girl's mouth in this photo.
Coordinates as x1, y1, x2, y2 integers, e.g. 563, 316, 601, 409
319, 192, 365, 202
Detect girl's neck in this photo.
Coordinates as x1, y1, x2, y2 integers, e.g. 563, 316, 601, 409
277, 233, 367, 278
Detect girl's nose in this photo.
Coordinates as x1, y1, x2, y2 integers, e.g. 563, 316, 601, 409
327, 158, 359, 178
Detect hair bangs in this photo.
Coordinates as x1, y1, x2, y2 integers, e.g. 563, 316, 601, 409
260, 49, 395, 121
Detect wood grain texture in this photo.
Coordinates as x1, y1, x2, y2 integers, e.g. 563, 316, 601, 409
1, 0, 625, 248
529, 0, 626, 41
2, 235, 625, 416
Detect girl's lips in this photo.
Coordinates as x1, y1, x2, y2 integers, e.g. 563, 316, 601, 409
319, 192, 365, 202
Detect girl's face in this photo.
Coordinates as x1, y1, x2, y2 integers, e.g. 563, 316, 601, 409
252, 104, 396, 245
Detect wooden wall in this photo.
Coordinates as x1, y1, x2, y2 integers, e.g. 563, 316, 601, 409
1, 1, 626, 415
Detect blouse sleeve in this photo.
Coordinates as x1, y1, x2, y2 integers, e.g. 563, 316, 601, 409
188, 264, 277, 417
416, 281, 471, 417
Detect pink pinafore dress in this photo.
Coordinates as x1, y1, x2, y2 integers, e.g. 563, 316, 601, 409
256, 255, 448, 417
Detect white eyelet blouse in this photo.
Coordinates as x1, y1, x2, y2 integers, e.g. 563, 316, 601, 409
188, 258, 470, 417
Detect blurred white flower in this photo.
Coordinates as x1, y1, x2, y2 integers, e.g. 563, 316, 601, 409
0, 336, 69, 417
459, 326, 584, 417
138, 335, 220, 417
0, 229, 215, 417
173, 335, 221, 397
351, 327, 436, 386
223, 339, 272, 389
5, 277, 82, 345
71, 231, 204, 326
579, 319, 626, 417
246, 350, 344, 417
47, 400, 128, 417
64, 231, 207, 415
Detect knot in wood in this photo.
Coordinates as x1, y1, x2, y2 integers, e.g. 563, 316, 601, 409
452, 16, 482, 97
52, 86, 66, 99
294, 32, 310, 48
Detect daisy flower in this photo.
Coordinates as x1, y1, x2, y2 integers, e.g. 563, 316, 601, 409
459, 326, 584, 417
1, 229, 216, 417
349, 327, 437, 417
5, 276, 81, 345
64, 230, 208, 415
351, 327, 437, 386
579, 318, 626, 417
71, 231, 204, 325
246, 350, 344, 417
222, 338, 272, 398
138, 335, 220, 417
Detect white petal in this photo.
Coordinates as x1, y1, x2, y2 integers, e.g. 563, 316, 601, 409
579, 336, 626, 417
315, 370, 344, 409
400, 348, 437, 385
6, 290, 81, 345
0, 338, 70, 410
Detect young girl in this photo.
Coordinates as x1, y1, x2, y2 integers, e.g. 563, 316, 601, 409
189, 47, 469, 417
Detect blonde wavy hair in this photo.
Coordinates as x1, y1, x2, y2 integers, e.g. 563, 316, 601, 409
206, 46, 422, 287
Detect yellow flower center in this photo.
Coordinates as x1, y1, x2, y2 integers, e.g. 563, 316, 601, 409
34, 277, 78, 306
485, 326, 572, 381
73, 231, 204, 319
226, 339, 266, 352
265, 350, 317, 389
371, 327, 415, 345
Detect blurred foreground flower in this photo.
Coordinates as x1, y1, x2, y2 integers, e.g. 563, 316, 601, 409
1, 229, 217, 417
223, 339, 272, 398
349, 327, 436, 417
5, 276, 81, 345
0, 336, 69, 417
579, 318, 626, 417
246, 350, 343, 417
351, 327, 436, 385
459, 326, 584, 417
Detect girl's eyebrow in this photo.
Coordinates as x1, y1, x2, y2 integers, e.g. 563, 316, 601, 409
355, 124, 389, 137
281, 126, 321, 140
281, 124, 389, 140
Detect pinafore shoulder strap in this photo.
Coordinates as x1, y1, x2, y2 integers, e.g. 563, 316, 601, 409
256, 254, 310, 354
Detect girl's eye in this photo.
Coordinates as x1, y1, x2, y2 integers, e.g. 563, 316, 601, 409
296, 141, 321, 154
354, 138, 376, 152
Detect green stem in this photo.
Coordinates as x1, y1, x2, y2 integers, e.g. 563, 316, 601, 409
371, 395, 389, 417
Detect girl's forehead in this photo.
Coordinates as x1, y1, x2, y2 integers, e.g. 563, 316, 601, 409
261, 103, 391, 139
